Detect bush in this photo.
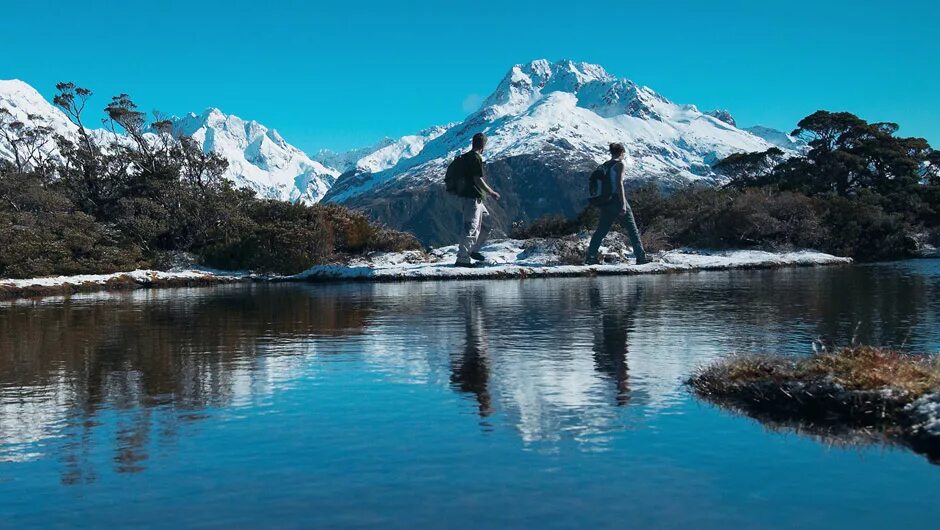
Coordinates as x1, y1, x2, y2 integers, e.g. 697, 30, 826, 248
661, 188, 826, 250
513, 186, 831, 254
199, 202, 421, 275
199, 200, 334, 275
320, 203, 421, 254
822, 195, 916, 261
0, 172, 141, 278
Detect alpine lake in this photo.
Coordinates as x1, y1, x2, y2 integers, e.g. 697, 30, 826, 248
2, 260, 940, 528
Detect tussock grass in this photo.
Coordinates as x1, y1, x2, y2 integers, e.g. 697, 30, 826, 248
691, 347, 940, 399
688, 347, 940, 463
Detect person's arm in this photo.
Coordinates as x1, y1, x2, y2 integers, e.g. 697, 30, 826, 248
476, 175, 500, 200
616, 161, 627, 211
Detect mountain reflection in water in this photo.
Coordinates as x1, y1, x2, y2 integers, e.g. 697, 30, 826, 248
2, 262, 940, 483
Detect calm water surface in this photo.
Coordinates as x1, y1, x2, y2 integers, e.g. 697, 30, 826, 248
2, 261, 940, 528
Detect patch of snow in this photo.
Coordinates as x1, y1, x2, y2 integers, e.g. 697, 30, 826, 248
0, 269, 245, 290
907, 393, 940, 437
743, 125, 807, 152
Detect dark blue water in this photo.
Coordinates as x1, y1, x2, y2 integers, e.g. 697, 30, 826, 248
2, 261, 940, 528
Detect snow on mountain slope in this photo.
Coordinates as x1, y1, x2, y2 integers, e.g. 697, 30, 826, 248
167, 108, 338, 203
0, 80, 337, 203
0, 79, 81, 161
743, 125, 807, 151
323, 59, 777, 206
315, 124, 453, 175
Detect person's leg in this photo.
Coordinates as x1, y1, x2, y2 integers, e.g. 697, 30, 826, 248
586, 205, 617, 262
470, 202, 491, 254
622, 200, 647, 262
457, 198, 482, 264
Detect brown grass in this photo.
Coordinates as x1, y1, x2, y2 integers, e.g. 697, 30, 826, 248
688, 347, 940, 463
692, 347, 940, 399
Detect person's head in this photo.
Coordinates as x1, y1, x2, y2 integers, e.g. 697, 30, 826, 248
472, 132, 487, 152
609, 142, 626, 160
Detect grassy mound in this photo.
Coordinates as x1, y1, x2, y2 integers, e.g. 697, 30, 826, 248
688, 347, 940, 462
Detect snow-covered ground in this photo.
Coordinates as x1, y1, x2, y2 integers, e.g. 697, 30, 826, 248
0, 269, 244, 289
0, 236, 850, 299
294, 237, 851, 281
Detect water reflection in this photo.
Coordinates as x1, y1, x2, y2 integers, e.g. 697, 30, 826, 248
451, 287, 492, 417
589, 283, 637, 406
2, 261, 940, 482
0, 285, 373, 477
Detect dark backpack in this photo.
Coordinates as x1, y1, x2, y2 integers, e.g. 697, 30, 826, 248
588, 161, 615, 206
444, 153, 473, 197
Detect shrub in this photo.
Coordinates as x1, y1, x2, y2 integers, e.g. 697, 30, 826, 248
821, 195, 916, 261
200, 200, 335, 275
0, 172, 141, 278
510, 214, 580, 239
198, 202, 421, 275
320, 204, 421, 254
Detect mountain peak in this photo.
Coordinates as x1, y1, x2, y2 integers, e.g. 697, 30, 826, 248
479, 59, 667, 121
516, 59, 616, 85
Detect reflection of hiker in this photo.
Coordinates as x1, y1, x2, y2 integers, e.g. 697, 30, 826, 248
444, 132, 501, 268
585, 143, 650, 265
450, 288, 492, 416
589, 283, 636, 405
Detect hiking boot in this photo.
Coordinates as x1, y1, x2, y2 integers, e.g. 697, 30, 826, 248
584, 256, 601, 266
470, 251, 486, 262
635, 256, 653, 265
454, 261, 478, 268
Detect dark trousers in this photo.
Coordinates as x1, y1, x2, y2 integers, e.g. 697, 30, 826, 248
586, 201, 646, 262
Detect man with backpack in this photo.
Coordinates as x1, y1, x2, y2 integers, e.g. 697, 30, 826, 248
584, 142, 650, 266
445, 132, 500, 267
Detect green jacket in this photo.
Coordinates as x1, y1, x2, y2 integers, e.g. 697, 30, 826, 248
464, 151, 487, 200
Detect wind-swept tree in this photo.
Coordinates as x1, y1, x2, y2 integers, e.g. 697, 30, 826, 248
0, 108, 54, 175
785, 111, 933, 195
715, 147, 785, 188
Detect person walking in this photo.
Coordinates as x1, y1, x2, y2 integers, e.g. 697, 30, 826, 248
585, 143, 650, 265
447, 132, 500, 268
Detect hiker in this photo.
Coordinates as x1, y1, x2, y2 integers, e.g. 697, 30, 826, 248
445, 132, 500, 267
585, 143, 650, 265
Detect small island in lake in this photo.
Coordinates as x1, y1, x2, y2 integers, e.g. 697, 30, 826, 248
688, 346, 940, 463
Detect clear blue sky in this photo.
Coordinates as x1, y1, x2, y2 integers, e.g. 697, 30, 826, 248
2, 0, 937, 153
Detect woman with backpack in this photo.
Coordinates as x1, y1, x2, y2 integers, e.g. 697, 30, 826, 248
584, 143, 650, 266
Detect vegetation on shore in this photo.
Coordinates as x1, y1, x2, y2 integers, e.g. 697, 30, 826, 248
688, 346, 940, 462
0, 84, 419, 279
514, 111, 940, 262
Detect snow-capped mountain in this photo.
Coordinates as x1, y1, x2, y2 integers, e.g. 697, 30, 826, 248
167, 109, 338, 203
322, 59, 779, 244
0, 80, 337, 203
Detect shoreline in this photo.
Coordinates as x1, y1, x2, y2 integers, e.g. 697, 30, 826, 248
0, 241, 852, 302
